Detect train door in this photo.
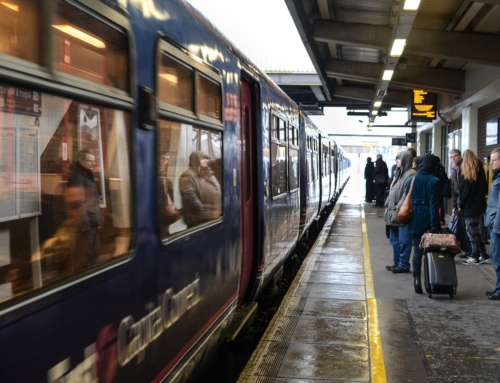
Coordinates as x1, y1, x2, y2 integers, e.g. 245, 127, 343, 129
239, 79, 256, 305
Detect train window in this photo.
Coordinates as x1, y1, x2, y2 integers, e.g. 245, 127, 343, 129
271, 115, 279, 140
0, 82, 132, 304
159, 55, 194, 111
289, 148, 299, 190
197, 74, 222, 120
271, 113, 287, 198
53, 0, 129, 91
0, 0, 40, 64
158, 121, 222, 239
158, 40, 223, 123
271, 144, 287, 197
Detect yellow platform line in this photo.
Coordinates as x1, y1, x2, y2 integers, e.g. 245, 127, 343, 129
361, 206, 387, 383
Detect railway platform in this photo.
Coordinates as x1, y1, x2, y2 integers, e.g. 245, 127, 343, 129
238, 173, 500, 382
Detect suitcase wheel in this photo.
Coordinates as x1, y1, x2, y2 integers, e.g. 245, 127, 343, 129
449, 293, 454, 299
428, 293, 432, 298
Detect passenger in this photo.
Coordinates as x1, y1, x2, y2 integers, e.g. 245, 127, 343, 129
373, 154, 388, 207
179, 151, 222, 228
37, 186, 93, 282
485, 148, 500, 300
412, 156, 420, 170
384, 151, 416, 273
406, 153, 441, 294
434, 156, 450, 224
364, 157, 375, 202
67, 149, 103, 267
407, 147, 417, 158
450, 148, 471, 257
458, 150, 490, 265
159, 151, 180, 237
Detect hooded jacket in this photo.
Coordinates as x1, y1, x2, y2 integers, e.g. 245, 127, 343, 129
384, 151, 416, 226
67, 161, 103, 230
179, 151, 222, 228
405, 153, 441, 234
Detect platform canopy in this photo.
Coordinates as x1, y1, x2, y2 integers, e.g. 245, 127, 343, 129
279, 0, 500, 118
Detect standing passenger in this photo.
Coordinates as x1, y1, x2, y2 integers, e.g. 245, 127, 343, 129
373, 154, 388, 207
485, 148, 500, 300
67, 150, 103, 268
406, 154, 441, 294
364, 157, 375, 202
459, 150, 490, 265
179, 151, 222, 228
384, 151, 416, 273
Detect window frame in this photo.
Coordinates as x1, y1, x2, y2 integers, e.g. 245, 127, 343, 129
0, 0, 135, 326
156, 38, 224, 245
270, 110, 288, 199
157, 38, 224, 128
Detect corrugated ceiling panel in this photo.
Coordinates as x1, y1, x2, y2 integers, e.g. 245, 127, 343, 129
333, 0, 392, 25
341, 46, 380, 63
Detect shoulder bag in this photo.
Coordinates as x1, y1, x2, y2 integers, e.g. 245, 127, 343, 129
397, 176, 415, 225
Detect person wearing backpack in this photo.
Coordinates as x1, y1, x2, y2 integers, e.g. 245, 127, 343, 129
435, 156, 451, 224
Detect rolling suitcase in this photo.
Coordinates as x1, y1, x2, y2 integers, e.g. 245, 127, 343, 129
423, 251, 457, 299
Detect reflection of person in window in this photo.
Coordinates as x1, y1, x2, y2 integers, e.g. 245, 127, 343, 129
159, 151, 180, 236
179, 151, 222, 228
67, 150, 103, 267
37, 185, 91, 282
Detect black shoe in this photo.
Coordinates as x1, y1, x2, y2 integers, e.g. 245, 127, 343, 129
392, 266, 410, 273
414, 276, 423, 294
386, 265, 396, 271
485, 290, 497, 296
488, 292, 500, 300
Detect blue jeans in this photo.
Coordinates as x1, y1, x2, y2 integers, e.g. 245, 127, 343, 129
389, 226, 412, 270
489, 230, 500, 291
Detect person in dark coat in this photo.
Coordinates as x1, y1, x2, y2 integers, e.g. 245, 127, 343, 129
405, 153, 441, 293
458, 150, 490, 265
364, 157, 375, 202
179, 151, 222, 228
373, 154, 388, 207
67, 149, 103, 268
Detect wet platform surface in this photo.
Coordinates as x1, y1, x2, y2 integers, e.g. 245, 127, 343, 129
238, 173, 500, 383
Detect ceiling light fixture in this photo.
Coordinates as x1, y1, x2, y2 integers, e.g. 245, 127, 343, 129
371, 110, 378, 116
403, 0, 421, 11
52, 25, 106, 49
382, 70, 394, 81
374, 101, 382, 107
390, 39, 406, 57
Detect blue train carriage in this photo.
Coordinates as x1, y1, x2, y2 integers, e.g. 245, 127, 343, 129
0, 0, 240, 382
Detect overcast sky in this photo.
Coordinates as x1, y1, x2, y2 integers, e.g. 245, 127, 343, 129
186, 0, 410, 147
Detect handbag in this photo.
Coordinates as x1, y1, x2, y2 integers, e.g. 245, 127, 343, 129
419, 232, 461, 254
397, 176, 415, 224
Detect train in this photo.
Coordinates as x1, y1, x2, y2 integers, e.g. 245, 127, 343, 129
0, 0, 350, 382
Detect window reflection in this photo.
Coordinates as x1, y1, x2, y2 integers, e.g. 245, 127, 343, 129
0, 85, 132, 302
158, 120, 222, 239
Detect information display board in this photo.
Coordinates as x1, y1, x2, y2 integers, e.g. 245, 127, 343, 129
410, 90, 437, 121
406, 133, 416, 143
392, 138, 406, 146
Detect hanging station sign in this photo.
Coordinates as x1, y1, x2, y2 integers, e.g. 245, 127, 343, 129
410, 89, 437, 121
